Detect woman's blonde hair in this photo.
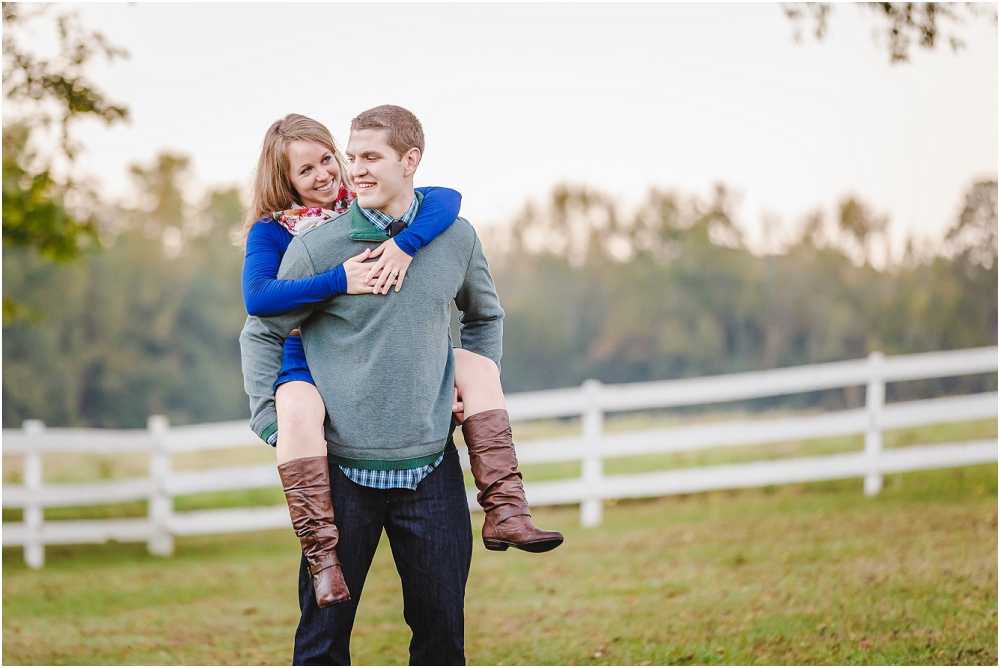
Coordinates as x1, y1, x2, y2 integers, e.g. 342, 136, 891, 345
234, 114, 351, 247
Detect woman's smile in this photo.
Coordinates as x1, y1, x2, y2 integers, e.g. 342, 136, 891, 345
287, 139, 341, 208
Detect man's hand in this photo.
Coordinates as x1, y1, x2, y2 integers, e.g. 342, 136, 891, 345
365, 239, 413, 295
344, 248, 377, 294
452, 386, 465, 425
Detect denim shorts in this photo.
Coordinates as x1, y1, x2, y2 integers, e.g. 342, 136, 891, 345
273, 334, 315, 393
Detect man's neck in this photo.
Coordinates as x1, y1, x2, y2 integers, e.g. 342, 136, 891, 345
378, 188, 415, 220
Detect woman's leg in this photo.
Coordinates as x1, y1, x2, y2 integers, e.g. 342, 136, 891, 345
452, 348, 506, 419
275, 380, 351, 606
452, 348, 563, 553
275, 381, 328, 463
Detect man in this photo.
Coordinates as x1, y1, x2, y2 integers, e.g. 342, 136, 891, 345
240, 105, 503, 665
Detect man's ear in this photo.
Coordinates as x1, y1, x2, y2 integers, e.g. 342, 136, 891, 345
402, 147, 421, 177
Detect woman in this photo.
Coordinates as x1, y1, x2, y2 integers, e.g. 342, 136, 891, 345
236, 114, 562, 609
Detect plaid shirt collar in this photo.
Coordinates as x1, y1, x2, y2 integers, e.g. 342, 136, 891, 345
359, 192, 419, 232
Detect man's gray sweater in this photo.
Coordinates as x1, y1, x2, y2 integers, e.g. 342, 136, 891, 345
239, 201, 503, 469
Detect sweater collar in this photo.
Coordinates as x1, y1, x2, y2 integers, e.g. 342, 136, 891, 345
349, 190, 424, 242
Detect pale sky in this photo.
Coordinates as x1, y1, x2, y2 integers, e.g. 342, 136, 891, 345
41, 3, 1000, 255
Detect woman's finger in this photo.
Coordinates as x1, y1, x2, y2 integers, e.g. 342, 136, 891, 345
364, 242, 390, 282
393, 267, 408, 292
380, 266, 400, 294
365, 257, 386, 283
372, 267, 390, 294
379, 267, 398, 295
351, 247, 372, 263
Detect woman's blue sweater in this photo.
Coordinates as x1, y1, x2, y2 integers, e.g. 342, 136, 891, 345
241, 187, 461, 316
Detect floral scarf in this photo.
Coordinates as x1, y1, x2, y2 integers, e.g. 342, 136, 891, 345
272, 184, 355, 236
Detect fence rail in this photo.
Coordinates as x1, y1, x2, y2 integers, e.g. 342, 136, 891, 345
3, 347, 997, 568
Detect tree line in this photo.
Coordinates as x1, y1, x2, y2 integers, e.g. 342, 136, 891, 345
484, 182, 997, 403
2, 150, 996, 428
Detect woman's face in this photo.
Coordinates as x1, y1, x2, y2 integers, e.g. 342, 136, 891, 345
286, 140, 340, 209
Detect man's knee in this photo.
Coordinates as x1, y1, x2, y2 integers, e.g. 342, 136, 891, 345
403, 587, 466, 666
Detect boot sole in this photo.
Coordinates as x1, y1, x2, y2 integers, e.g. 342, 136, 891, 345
483, 536, 564, 553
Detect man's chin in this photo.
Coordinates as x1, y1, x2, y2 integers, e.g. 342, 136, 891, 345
355, 194, 381, 210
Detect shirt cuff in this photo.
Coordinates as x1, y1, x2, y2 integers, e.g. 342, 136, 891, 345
259, 421, 278, 447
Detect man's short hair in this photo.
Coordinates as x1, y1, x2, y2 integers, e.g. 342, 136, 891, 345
350, 105, 425, 158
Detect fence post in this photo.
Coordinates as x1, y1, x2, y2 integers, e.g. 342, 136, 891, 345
22, 420, 45, 569
864, 351, 885, 496
147, 415, 174, 556
580, 379, 604, 528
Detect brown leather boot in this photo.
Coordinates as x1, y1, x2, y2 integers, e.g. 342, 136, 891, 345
277, 456, 351, 607
462, 409, 563, 553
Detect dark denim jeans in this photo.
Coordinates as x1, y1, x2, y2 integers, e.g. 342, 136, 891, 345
292, 440, 473, 666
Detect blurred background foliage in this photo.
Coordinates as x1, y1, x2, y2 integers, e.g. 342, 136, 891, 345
784, 2, 999, 64
2, 2, 997, 429
3, 164, 996, 428
485, 180, 997, 396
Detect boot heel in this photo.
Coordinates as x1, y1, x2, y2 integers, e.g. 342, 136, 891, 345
483, 538, 509, 551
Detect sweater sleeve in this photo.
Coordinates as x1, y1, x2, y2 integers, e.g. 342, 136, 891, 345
240, 236, 320, 442
454, 226, 504, 369
242, 220, 347, 317
392, 186, 462, 256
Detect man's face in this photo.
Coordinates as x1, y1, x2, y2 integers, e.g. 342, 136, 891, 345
345, 128, 418, 214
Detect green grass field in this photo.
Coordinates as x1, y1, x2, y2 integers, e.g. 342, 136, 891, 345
3, 460, 997, 665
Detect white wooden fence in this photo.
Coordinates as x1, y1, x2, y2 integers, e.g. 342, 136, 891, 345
3, 347, 997, 568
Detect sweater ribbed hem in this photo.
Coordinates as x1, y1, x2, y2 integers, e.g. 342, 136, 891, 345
327, 448, 445, 471
259, 421, 278, 447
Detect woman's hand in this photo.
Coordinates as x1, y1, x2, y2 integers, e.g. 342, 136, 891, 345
344, 248, 378, 294
365, 239, 413, 295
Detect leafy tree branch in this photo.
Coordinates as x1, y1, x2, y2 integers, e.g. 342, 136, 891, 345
2, 3, 130, 322
783, 2, 998, 63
